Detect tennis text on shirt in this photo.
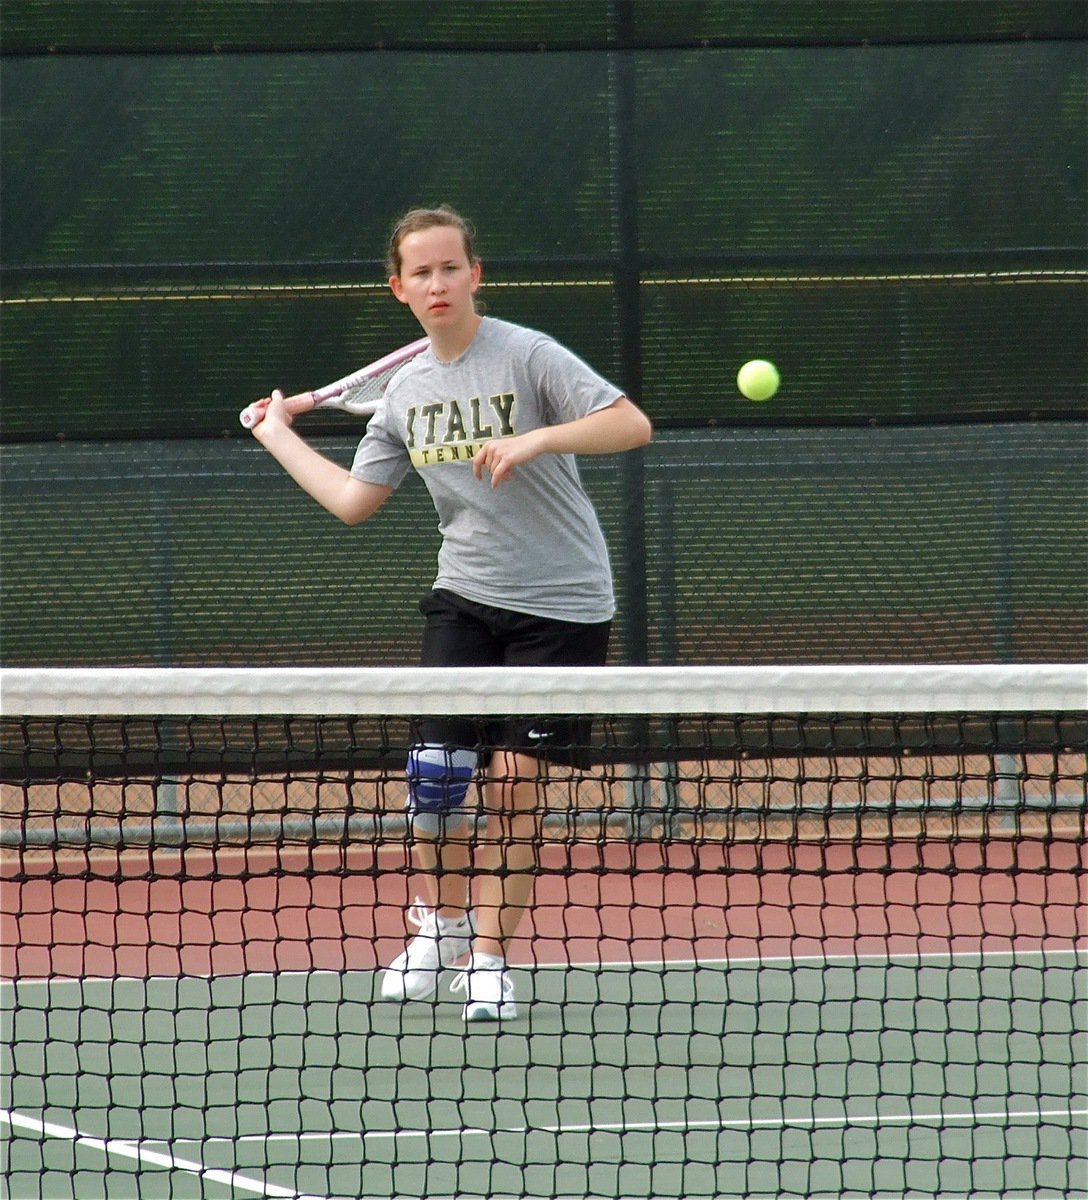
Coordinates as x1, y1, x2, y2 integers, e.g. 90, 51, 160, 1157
406, 393, 516, 467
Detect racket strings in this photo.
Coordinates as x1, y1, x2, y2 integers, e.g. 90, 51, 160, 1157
328, 364, 402, 415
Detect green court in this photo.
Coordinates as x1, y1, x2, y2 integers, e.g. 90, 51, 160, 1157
4, 950, 1085, 1199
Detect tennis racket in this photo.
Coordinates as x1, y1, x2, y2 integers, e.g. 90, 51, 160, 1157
239, 336, 430, 429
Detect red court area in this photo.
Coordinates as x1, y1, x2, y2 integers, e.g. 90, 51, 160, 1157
3, 838, 1085, 979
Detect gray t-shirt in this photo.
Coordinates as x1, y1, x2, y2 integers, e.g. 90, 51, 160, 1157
350, 317, 622, 622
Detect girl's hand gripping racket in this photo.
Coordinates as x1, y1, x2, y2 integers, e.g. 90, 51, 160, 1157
239, 337, 430, 429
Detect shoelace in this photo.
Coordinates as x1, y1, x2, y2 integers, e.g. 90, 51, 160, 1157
406, 898, 473, 939
405, 898, 437, 938
449, 960, 507, 999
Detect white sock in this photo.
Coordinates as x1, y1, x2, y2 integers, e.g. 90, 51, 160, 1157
436, 910, 470, 932
470, 951, 505, 971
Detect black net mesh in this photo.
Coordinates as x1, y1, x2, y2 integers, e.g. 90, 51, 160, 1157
2, 665, 1086, 1198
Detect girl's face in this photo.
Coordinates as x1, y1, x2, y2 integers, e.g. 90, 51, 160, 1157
389, 225, 481, 333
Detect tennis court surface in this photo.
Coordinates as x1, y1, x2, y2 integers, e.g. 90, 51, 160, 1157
2, 664, 1085, 1199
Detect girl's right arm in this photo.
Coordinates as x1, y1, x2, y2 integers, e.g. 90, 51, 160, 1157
250, 389, 393, 526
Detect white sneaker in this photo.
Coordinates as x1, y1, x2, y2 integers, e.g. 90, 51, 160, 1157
380, 900, 474, 1002
450, 953, 518, 1022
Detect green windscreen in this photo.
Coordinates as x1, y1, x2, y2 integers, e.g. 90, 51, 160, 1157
1, 10, 1084, 664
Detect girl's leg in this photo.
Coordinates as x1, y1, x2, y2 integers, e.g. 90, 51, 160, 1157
470, 751, 544, 959
380, 818, 475, 1004
412, 825, 472, 920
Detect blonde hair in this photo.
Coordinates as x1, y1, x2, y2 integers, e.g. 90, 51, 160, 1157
386, 206, 478, 278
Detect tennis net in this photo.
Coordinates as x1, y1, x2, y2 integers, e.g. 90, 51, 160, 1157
1, 664, 1085, 1199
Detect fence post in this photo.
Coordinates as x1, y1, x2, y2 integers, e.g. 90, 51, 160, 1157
609, 0, 648, 667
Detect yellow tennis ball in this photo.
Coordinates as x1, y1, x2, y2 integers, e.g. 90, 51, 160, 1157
737, 359, 780, 402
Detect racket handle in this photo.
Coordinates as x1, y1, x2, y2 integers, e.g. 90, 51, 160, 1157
239, 402, 264, 429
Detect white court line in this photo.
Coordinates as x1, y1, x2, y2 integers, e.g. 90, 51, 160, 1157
0, 1109, 327, 1200
158, 1104, 1088, 1151
3, 942, 1084, 989
534, 944, 1088, 972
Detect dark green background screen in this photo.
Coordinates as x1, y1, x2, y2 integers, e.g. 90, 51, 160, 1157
2, 2, 1084, 664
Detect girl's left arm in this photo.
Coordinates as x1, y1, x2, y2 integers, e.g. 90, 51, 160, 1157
472, 397, 652, 488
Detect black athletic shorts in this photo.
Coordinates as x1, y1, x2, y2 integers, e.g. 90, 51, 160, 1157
415, 588, 611, 764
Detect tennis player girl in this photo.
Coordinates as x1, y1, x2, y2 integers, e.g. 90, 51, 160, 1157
249, 207, 652, 1021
